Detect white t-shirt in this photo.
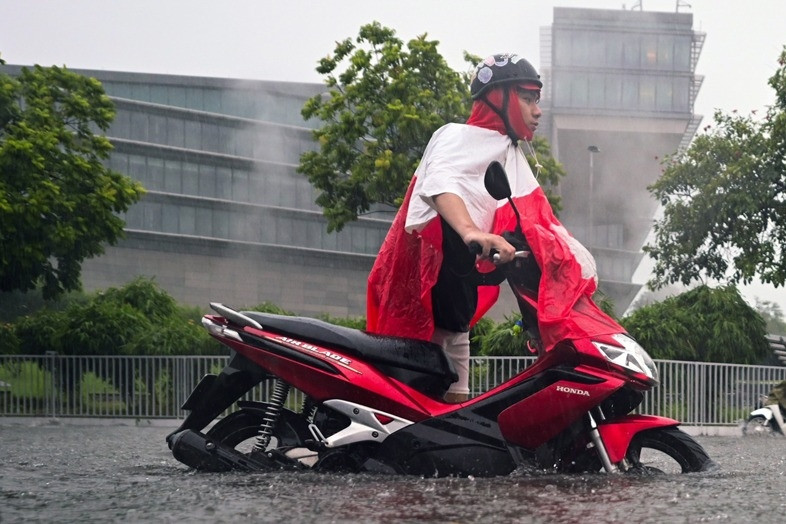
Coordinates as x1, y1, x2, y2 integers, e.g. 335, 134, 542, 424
405, 124, 540, 233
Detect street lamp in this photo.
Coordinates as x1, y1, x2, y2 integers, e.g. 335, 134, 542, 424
587, 145, 600, 247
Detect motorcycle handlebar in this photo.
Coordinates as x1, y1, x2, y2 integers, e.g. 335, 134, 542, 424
468, 241, 500, 261
468, 241, 530, 263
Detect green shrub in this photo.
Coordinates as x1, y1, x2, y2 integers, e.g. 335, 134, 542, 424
96, 277, 177, 320
125, 315, 219, 355
13, 309, 68, 355
622, 284, 770, 364
79, 371, 126, 412
59, 301, 150, 355
0, 360, 53, 398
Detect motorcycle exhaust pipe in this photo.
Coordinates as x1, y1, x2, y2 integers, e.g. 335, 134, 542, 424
168, 429, 271, 472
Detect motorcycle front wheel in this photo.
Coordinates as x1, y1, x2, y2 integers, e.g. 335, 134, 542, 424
743, 415, 773, 436
206, 404, 316, 468
624, 427, 715, 474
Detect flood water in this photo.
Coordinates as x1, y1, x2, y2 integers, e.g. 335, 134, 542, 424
1, 420, 785, 523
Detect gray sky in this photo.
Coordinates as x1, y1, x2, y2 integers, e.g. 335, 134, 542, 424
1, 0, 785, 312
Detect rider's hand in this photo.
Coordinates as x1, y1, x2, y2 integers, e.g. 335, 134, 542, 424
463, 231, 516, 264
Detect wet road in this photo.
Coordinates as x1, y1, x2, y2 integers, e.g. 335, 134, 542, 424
1, 420, 785, 523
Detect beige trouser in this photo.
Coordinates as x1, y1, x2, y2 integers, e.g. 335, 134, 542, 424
430, 327, 470, 395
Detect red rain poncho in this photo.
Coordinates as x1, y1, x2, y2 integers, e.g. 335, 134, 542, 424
366, 91, 624, 350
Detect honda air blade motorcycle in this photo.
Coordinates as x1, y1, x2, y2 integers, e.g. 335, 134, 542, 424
166, 162, 716, 477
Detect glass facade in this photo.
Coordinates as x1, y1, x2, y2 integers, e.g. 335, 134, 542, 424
552, 26, 693, 114
101, 78, 318, 128
85, 74, 395, 262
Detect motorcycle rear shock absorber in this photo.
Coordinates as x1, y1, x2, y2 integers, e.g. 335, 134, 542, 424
301, 396, 319, 424
253, 379, 291, 452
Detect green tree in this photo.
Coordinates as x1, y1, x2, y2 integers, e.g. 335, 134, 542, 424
644, 47, 786, 290
0, 63, 145, 298
299, 22, 469, 232
621, 285, 770, 364
299, 22, 565, 232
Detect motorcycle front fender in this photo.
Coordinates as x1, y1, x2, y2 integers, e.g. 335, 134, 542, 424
597, 415, 680, 464
750, 407, 775, 421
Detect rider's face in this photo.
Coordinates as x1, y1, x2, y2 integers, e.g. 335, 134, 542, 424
515, 88, 541, 133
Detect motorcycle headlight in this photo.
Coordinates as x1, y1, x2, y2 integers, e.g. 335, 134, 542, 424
593, 334, 659, 383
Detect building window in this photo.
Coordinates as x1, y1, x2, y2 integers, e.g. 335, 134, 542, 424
129, 154, 146, 179
623, 36, 640, 68
604, 75, 622, 107
164, 159, 182, 193
162, 203, 179, 233
656, 77, 673, 110
149, 113, 167, 143
148, 157, 165, 191
182, 162, 199, 196
184, 120, 201, 150
199, 164, 217, 198
216, 167, 232, 200
640, 77, 656, 109
588, 74, 605, 108
622, 77, 638, 109
167, 117, 185, 148
658, 36, 674, 70
674, 37, 691, 71
179, 206, 196, 236
674, 78, 690, 111
605, 33, 623, 68
570, 73, 589, 107
642, 37, 658, 67
232, 170, 249, 201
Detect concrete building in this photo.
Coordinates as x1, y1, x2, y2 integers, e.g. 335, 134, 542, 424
539, 6, 704, 311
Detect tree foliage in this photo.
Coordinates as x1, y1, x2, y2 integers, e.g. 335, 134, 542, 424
299, 22, 469, 232
644, 46, 786, 290
299, 22, 565, 232
621, 285, 770, 364
0, 64, 145, 298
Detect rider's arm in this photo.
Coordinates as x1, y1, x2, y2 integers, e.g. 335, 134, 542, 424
432, 192, 515, 263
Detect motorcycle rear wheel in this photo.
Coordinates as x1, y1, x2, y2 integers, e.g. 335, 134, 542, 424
206, 405, 315, 468
624, 427, 714, 474
743, 415, 773, 436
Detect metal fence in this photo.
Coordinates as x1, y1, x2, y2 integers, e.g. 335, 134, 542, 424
1, 353, 785, 427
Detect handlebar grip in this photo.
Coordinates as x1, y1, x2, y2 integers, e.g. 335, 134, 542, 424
468, 242, 500, 260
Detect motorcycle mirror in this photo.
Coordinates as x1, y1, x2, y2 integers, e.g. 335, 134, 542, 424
485, 160, 523, 236
484, 161, 513, 201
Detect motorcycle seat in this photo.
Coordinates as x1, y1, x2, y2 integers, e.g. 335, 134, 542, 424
241, 311, 458, 398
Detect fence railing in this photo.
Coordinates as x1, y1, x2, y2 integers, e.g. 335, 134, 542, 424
1, 353, 785, 426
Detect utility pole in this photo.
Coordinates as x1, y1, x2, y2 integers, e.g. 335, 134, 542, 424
588, 145, 600, 247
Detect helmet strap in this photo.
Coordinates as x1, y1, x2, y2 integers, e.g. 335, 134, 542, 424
480, 87, 520, 145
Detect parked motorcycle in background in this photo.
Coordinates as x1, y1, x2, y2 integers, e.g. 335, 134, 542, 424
744, 388, 786, 436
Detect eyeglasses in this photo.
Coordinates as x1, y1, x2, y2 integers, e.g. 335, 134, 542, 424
515, 88, 541, 105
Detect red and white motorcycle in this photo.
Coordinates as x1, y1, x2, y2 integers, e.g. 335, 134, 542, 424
167, 162, 715, 476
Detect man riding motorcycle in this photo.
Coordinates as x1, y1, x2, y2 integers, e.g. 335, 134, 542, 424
367, 53, 602, 402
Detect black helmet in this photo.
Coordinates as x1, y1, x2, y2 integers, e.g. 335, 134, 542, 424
470, 53, 542, 99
